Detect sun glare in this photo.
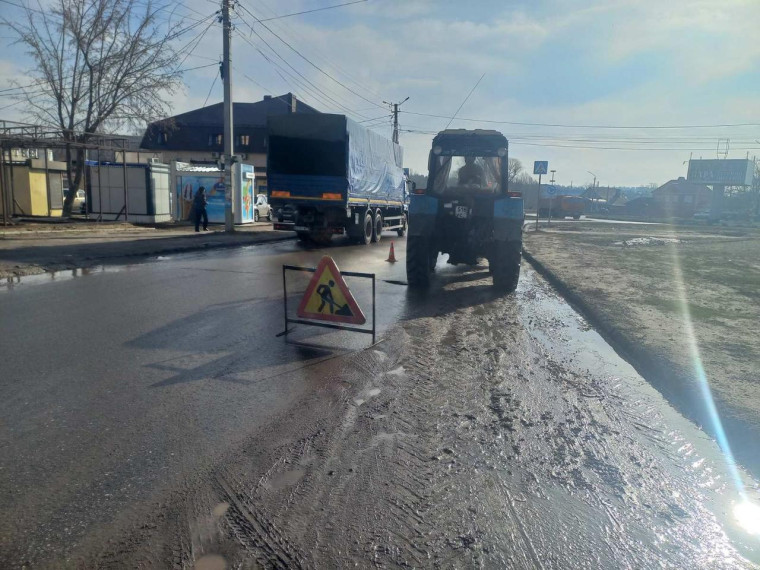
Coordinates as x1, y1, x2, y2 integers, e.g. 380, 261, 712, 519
733, 502, 760, 536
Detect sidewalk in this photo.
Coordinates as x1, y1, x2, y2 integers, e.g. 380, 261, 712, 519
0, 220, 295, 278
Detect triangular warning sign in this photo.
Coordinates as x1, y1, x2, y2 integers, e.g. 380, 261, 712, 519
297, 256, 366, 325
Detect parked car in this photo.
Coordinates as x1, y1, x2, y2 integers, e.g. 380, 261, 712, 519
63, 188, 86, 212
254, 193, 272, 222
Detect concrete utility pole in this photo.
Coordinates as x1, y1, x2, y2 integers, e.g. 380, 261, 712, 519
587, 170, 597, 212
384, 97, 409, 144
222, 0, 235, 232
548, 169, 556, 226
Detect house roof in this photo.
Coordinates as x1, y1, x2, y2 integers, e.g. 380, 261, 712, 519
654, 177, 711, 195
139, 93, 320, 152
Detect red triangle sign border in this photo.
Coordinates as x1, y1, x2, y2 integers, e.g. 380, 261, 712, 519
296, 256, 367, 325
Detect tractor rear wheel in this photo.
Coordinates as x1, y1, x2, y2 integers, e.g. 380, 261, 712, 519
407, 235, 433, 288
491, 240, 521, 294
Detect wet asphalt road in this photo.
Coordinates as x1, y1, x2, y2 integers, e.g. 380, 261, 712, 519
1, 235, 759, 568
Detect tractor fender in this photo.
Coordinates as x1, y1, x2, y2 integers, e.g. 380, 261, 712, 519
493, 197, 525, 242
408, 194, 438, 237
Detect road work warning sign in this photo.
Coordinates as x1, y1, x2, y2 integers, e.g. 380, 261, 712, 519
297, 256, 366, 325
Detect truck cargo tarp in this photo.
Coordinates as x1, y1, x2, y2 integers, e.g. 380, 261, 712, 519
268, 114, 405, 202
346, 117, 404, 201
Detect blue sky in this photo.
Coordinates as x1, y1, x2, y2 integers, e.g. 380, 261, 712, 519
1, 0, 759, 186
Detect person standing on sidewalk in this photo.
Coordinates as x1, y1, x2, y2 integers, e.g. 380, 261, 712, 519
193, 187, 208, 232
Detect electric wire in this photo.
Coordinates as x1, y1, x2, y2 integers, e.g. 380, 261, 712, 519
233, 27, 366, 119
402, 110, 760, 130
202, 69, 220, 107
255, 0, 368, 23
234, 9, 371, 119
253, 0, 387, 103
236, 0, 386, 111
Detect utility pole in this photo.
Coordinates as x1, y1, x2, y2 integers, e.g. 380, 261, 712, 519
222, 0, 235, 232
384, 97, 409, 144
548, 169, 556, 226
587, 170, 597, 213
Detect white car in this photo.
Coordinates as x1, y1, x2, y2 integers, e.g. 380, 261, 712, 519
254, 194, 272, 222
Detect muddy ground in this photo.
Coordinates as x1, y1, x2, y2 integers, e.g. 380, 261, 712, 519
524, 223, 760, 476
58, 267, 759, 569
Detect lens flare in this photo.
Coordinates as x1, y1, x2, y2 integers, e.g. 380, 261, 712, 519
666, 236, 746, 501
733, 502, 760, 536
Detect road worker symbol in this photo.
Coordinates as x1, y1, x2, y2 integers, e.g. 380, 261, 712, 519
297, 256, 366, 325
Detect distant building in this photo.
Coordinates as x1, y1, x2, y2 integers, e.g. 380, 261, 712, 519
652, 177, 711, 218
140, 93, 320, 192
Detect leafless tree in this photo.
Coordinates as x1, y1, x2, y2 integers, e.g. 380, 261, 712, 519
5, 0, 186, 215
507, 157, 523, 184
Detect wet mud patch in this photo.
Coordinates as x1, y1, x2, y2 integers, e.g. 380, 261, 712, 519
70, 269, 760, 569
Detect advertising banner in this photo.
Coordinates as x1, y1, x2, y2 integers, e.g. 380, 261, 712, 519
177, 173, 226, 223
687, 159, 754, 186
236, 163, 255, 224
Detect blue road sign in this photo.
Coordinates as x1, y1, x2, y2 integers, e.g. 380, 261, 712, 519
534, 161, 548, 175
546, 185, 557, 195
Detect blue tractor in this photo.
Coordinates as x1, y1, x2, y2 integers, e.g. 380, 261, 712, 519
406, 129, 524, 292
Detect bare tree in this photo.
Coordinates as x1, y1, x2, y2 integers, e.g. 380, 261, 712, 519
5, 0, 185, 215
507, 157, 523, 184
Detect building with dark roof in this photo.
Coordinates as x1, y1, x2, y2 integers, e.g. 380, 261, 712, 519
140, 93, 320, 190
653, 177, 712, 218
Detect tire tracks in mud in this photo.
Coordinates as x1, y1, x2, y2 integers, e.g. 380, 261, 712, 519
74, 269, 757, 569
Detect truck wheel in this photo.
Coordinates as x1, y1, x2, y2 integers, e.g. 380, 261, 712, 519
407, 235, 432, 288
397, 213, 408, 237
573, 214, 580, 220
491, 241, 521, 294
358, 211, 373, 245
372, 210, 382, 243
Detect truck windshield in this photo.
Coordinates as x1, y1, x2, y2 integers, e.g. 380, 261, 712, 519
431, 155, 502, 194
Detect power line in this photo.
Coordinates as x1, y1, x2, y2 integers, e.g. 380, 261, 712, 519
202, 69, 220, 107
256, 0, 368, 22
252, 0, 387, 103
233, 27, 367, 119
444, 73, 485, 130
402, 110, 760, 130
511, 141, 760, 151
236, 1, 386, 111
232, 11, 371, 120
235, 9, 371, 118
358, 114, 392, 123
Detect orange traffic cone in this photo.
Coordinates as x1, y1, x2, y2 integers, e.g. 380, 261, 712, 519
386, 241, 397, 263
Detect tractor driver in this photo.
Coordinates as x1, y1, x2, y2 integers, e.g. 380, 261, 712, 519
457, 156, 484, 186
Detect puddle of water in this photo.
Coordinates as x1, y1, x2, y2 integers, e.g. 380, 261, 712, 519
518, 269, 760, 560
1, 263, 149, 293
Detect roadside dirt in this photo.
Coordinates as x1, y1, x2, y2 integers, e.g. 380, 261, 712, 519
59, 268, 758, 569
524, 223, 760, 477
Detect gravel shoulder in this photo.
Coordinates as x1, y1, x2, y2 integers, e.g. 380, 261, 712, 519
523, 222, 760, 476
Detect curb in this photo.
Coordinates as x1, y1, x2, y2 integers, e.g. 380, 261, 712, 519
522, 247, 760, 478
1, 233, 297, 278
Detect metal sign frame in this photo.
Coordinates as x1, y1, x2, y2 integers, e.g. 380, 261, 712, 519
278, 264, 376, 342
